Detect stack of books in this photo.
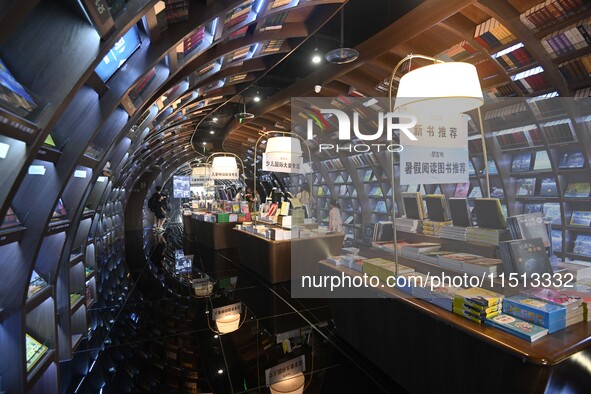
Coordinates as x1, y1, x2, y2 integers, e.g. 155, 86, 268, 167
521, 288, 584, 328
396, 218, 422, 233
422, 220, 453, 237
399, 242, 441, 259
438, 253, 483, 271
466, 227, 510, 246
462, 257, 503, 278
416, 251, 454, 265
431, 285, 463, 311
485, 314, 548, 342
453, 288, 503, 324
439, 226, 468, 241
504, 294, 568, 333
363, 258, 415, 282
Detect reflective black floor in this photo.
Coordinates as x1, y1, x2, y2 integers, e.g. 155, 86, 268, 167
82, 221, 407, 393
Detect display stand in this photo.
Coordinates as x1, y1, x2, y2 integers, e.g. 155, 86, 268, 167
319, 261, 591, 394
190, 218, 237, 250
234, 228, 344, 283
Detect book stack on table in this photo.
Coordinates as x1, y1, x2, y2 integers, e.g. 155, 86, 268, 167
452, 287, 503, 324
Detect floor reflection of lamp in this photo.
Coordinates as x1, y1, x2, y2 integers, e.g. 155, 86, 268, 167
388, 54, 486, 275
269, 372, 305, 394
215, 313, 241, 334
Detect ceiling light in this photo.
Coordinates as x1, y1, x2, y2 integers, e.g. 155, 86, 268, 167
202, 142, 207, 145
213, 117, 218, 122
217, 369, 224, 374
325, 9, 359, 64
210, 130, 215, 134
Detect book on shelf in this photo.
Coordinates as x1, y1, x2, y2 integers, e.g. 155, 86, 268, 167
499, 238, 554, 279
558, 53, 591, 83
485, 160, 498, 175
551, 229, 563, 252
540, 16, 591, 59
519, 0, 589, 32
490, 187, 504, 198
533, 150, 552, 171
485, 314, 548, 342
270, 0, 291, 8
439, 40, 478, 62
474, 198, 507, 230
27, 270, 47, 298
368, 186, 383, 197
26, 334, 49, 372
454, 182, 470, 197
564, 182, 591, 198
52, 198, 67, 222
543, 202, 562, 224
165, 0, 190, 23
511, 152, 533, 173
473, 17, 515, 50
507, 212, 550, 248
570, 211, 591, 226
425, 195, 449, 222
491, 43, 535, 72
0, 58, 38, 117
574, 234, 591, 255
524, 203, 543, 214
468, 161, 476, 176
468, 185, 482, 198
374, 201, 388, 213
402, 192, 425, 220
516, 178, 536, 196
260, 10, 288, 31
539, 177, 558, 196
558, 152, 586, 169
542, 120, 576, 144
1, 206, 21, 230
511, 66, 550, 94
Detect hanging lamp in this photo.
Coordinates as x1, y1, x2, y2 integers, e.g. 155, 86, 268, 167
324, 8, 359, 64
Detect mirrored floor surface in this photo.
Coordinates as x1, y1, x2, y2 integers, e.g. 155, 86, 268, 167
73, 221, 407, 393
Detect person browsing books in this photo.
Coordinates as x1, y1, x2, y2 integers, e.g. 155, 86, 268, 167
328, 199, 343, 233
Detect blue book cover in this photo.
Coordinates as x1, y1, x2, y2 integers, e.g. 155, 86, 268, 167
570, 211, 591, 227
485, 314, 548, 342
511, 152, 532, 172
503, 294, 566, 333
539, 177, 558, 196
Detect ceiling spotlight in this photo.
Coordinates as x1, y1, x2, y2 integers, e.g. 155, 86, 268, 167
253, 95, 261, 102
202, 142, 207, 145
217, 369, 224, 375
213, 117, 218, 122
210, 130, 215, 134
312, 48, 322, 64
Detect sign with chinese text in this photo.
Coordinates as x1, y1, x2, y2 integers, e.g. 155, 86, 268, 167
400, 112, 469, 185
265, 355, 306, 386
212, 302, 242, 321
210, 168, 240, 180
263, 152, 304, 174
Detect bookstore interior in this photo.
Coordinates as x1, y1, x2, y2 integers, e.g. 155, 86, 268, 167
4, 0, 591, 392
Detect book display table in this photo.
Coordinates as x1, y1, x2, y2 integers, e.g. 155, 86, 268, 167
183, 215, 237, 250
233, 228, 344, 283
319, 261, 591, 393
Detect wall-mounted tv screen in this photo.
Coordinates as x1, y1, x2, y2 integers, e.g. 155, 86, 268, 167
173, 175, 191, 198
95, 25, 142, 82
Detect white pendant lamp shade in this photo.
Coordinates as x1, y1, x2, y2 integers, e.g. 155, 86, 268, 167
192, 166, 208, 176
215, 313, 241, 334
211, 156, 238, 170
269, 373, 305, 394
394, 62, 483, 114
265, 136, 303, 155
193, 282, 213, 297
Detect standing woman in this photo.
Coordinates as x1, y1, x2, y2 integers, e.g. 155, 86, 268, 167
328, 199, 343, 233
296, 184, 314, 216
